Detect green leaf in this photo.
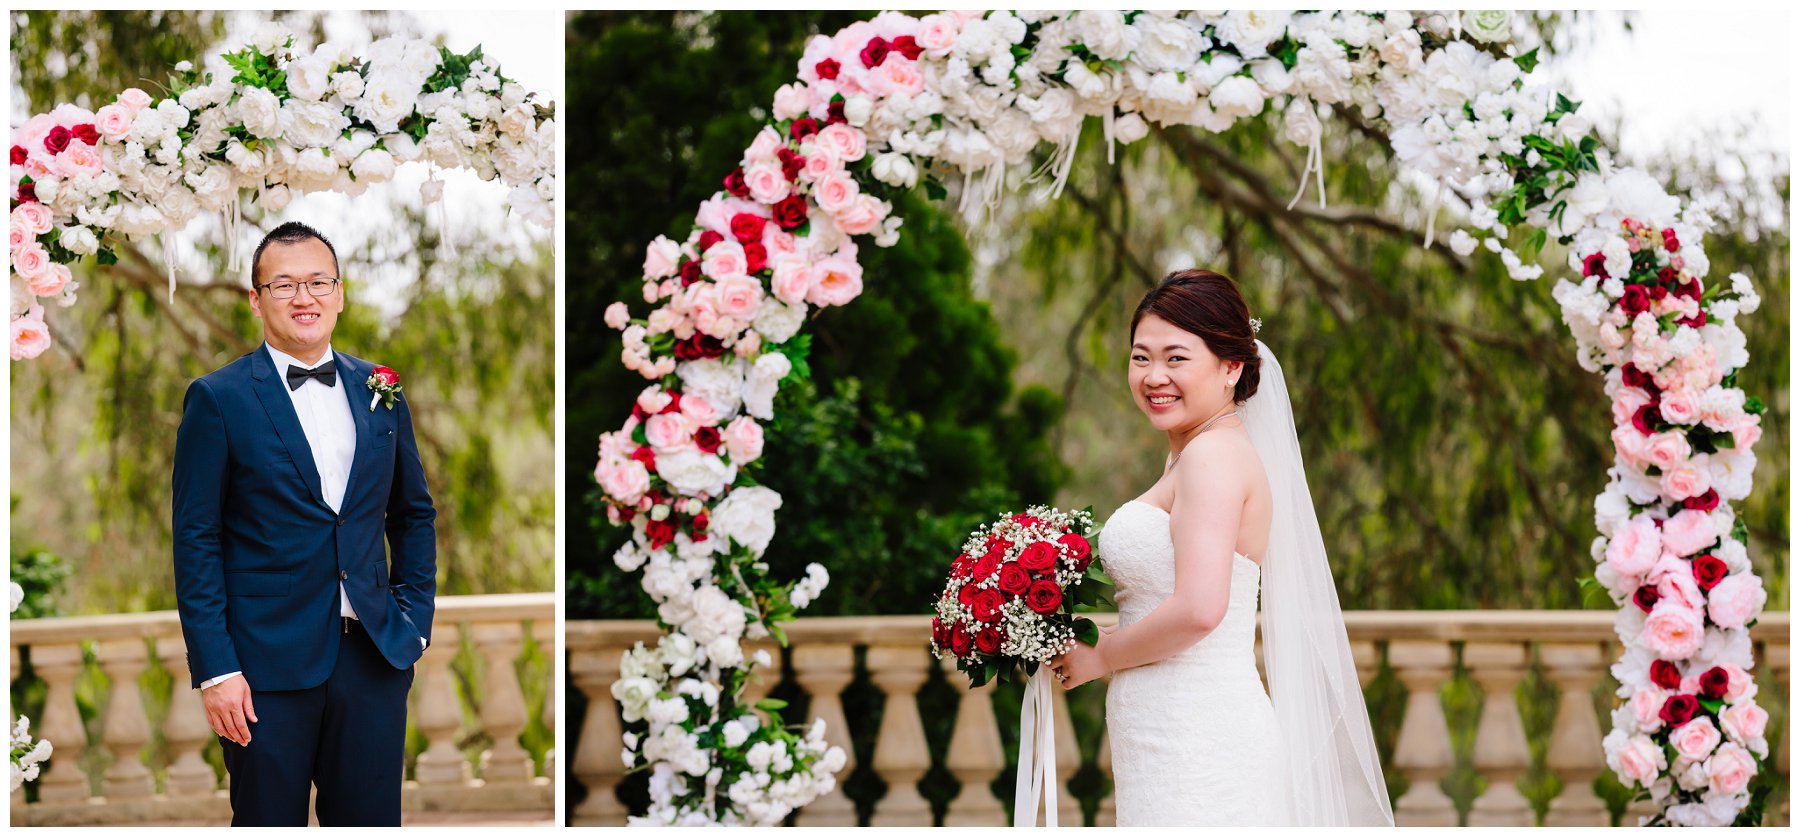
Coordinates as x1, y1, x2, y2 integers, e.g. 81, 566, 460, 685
767, 621, 789, 648
1744, 396, 1766, 415
754, 697, 789, 712
1512, 47, 1540, 74
1577, 576, 1615, 610
923, 177, 947, 202
1555, 92, 1581, 114
1073, 617, 1099, 647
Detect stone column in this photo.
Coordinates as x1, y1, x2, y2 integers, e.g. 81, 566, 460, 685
867, 644, 931, 826
1389, 640, 1456, 825
569, 644, 627, 824
154, 636, 219, 799
412, 625, 469, 785
533, 620, 555, 782
96, 637, 154, 801
32, 642, 90, 802
792, 643, 857, 826
1464, 641, 1532, 826
472, 623, 533, 785
1541, 642, 1608, 826
939, 655, 1004, 826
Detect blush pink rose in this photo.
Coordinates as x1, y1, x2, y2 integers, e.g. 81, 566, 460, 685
679, 393, 719, 427
834, 193, 885, 235
867, 55, 925, 97
599, 459, 651, 506
117, 88, 153, 114
723, 415, 765, 464
604, 302, 630, 330
744, 161, 790, 204
701, 241, 749, 281
799, 143, 839, 183
1705, 573, 1765, 630
1612, 386, 1652, 426
1660, 389, 1699, 425
808, 255, 864, 307
1660, 463, 1711, 502
1641, 599, 1705, 660
771, 83, 811, 122
645, 412, 696, 453
734, 330, 762, 358
770, 257, 814, 306
26, 262, 70, 297
1719, 664, 1756, 704
8, 225, 27, 251
55, 145, 104, 178
916, 13, 960, 53
765, 229, 798, 256
811, 171, 859, 214
644, 235, 681, 278
1654, 559, 1706, 610
1660, 509, 1718, 557
1629, 687, 1668, 733
715, 275, 765, 319
1644, 431, 1691, 471
1616, 734, 1665, 786
816, 123, 867, 163
10, 313, 51, 361
1605, 515, 1663, 578
11, 241, 51, 283
1720, 702, 1768, 744
636, 385, 673, 414
94, 103, 134, 142
1670, 717, 1722, 762
1728, 415, 1762, 451
1704, 743, 1755, 796
11, 203, 53, 236
745, 126, 785, 166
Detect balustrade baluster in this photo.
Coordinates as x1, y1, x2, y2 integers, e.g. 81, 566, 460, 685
867, 644, 931, 826
1388, 640, 1456, 825
938, 654, 1004, 825
738, 640, 781, 710
154, 635, 219, 800
1770, 642, 1789, 827
534, 620, 555, 782
570, 642, 628, 824
791, 643, 856, 826
472, 623, 532, 785
31, 642, 90, 802
1465, 641, 1532, 826
1541, 642, 1608, 825
413, 625, 468, 785
96, 637, 154, 801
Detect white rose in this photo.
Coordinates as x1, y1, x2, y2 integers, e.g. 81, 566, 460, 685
654, 448, 738, 498
236, 87, 283, 139
1131, 14, 1205, 72
678, 357, 745, 418
1072, 10, 1139, 61
752, 298, 806, 345
742, 352, 793, 421
1216, 10, 1291, 58
355, 71, 420, 134
711, 486, 783, 556
259, 183, 292, 211
870, 152, 918, 188
351, 148, 397, 184
1207, 75, 1265, 118
59, 225, 99, 256
611, 677, 659, 723
1113, 112, 1149, 145
281, 99, 350, 148
286, 57, 332, 101
330, 71, 365, 103
1462, 10, 1514, 44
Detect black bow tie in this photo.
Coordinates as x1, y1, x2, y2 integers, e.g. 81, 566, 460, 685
286, 360, 338, 391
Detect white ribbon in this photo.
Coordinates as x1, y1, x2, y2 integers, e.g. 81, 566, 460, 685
1012, 671, 1058, 827
163, 233, 178, 304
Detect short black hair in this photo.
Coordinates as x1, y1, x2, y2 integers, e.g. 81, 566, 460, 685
251, 221, 339, 287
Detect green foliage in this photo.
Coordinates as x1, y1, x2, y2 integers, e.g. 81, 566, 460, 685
9, 543, 74, 619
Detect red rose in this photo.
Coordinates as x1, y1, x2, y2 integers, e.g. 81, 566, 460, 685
1662, 228, 1680, 251
697, 230, 724, 253
1581, 251, 1608, 278
1683, 489, 1720, 513
1620, 363, 1655, 391
825, 99, 846, 125
629, 446, 657, 472
15, 181, 35, 203
971, 549, 1001, 582
931, 616, 950, 649
661, 392, 683, 414
371, 366, 400, 386
974, 626, 1003, 655
815, 58, 840, 80
1024, 580, 1063, 614
970, 588, 1004, 622
1659, 693, 1699, 727
859, 37, 890, 69
44, 126, 71, 154
778, 148, 804, 181
1678, 312, 1707, 329
11, 145, 27, 165
646, 518, 677, 550
1010, 513, 1041, 526
674, 334, 726, 361
71, 124, 99, 146
1698, 666, 1729, 701
694, 426, 722, 454
730, 212, 767, 244
1057, 533, 1092, 570
789, 117, 821, 142
772, 194, 809, 230
678, 259, 701, 286
1649, 659, 1682, 690
1019, 541, 1057, 574
892, 35, 923, 60
724, 167, 751, 198
1632, 585, 1659, 613
957, 582, 977, 609
1691, 554, 1728, 591
1619, 284, 1651, 316
692, 511, 709, 532
997, 562, 1030, 596
1631, 404, 1662, 436
1675, 279, 1702, 300
950, 626, 972, 657
743, 242, 768, 275
950, 552, 972, 579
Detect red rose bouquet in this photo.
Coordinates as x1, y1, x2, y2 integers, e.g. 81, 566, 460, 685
929, 505, 1109, 687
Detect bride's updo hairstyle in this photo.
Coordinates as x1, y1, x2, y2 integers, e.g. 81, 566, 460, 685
1130, 269, 1262, 404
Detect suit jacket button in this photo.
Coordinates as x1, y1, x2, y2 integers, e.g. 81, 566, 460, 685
336, 517, 344, 527
339, 569, 348, 580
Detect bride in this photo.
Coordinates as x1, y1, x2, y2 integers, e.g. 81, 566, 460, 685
1048, 269, 1393, 826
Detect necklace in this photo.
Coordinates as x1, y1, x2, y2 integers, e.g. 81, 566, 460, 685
1167, 410, 1239, 470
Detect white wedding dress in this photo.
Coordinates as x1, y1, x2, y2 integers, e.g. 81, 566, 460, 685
1100, 499, 1288, 826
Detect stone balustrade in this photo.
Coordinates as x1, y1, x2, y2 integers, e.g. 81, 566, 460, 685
568, 611, 1789, 826
9, 593, 555, 826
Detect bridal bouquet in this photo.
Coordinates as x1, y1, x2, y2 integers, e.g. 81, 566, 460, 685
929, 505, 1106, 687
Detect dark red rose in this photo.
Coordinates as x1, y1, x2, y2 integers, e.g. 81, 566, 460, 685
724, 167, 751, 198
692, 511, 709, 532
1632, 585, 1659, 613
997, 562, 1030, 596
1698, 666, 1730, 701
1631, 404, 1663, 436
9, 146, 24, 166
972, 548, 1001, 582
974, 626, 1003, 655
371, 365, 400, 386
772, 194, 809, 230
15, 180, 35, 203
1649, 659, 1682, 690
44, 126, 71, 154
1675, 279, 1702, 300
674, 334, 726, 361
1011, 513, 1042, 527
679, 259, 702, 286
932, 616, 950, 649
1659, 693, 1699, 726
1619, 284, 1651, 316
646, 518, 677, 550
1620, 363, 1655, 391
730, 212, 767, 244
71, 124, 99, 146
743, 242, 768, 274
957, 582, 977, 609
1678, 312, 1707, 329
694, 426, 722, 454
1647, 284, 1669, 301
892, 35, 923, 60
629, 446, 657, 472
1019, 541, 1057, 574
789, 117, 821, 142
1657, 266, 1678, 284
1691, 554, 1728, 591
815, 58, 840, 80
661, 392, 683, 414
1683, 489, 1720, 513
950, 626, 972, 657
697, 230, 724, 253
778, 148, 805, 181
1582, 251, 1608, 278
970, 588, 1004, 623
951, 552, 972, 579
1057, 533, 1092, 570
825, 99, 846, 125
859, 36, 890, 69
1662, 228, 1680, 251
1024, 580, 1063, 614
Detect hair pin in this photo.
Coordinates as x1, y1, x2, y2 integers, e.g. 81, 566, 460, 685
1249, 317, 1262, 334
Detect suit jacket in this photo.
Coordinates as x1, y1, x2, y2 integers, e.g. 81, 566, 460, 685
172, 346, 437, 691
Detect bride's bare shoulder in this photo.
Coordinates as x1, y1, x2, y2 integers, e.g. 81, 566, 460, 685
1171, 429, 1260, 490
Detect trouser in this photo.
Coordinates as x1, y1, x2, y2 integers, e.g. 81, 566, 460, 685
219, 617, 414, 827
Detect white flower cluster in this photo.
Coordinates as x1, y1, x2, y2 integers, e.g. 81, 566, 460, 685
10, 716, 52, 793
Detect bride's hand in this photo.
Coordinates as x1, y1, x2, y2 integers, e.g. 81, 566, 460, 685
1047, 639, 1107, 690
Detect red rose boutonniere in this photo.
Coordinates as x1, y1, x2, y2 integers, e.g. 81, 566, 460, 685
367, 365, 402, 411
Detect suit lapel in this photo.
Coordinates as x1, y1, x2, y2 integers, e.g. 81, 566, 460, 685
249, 346, 329, 510
337, 351, 378, 508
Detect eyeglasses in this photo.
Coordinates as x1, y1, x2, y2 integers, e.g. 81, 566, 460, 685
258, 279, 341, 299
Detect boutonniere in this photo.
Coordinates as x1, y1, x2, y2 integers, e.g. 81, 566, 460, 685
366, 365, 402, 411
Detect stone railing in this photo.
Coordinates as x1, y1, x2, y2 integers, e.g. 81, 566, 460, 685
9, 593, 555, 826
567, 611, 1789, 826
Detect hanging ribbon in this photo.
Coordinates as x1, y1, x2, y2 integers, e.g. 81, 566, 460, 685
1012, 671, 1058, 828
1102, 107, 1117, 166
1423, 178, 1447, 248
1285, 98, 1327, 212
163, 233, 178, 304
223, 191, 243, 275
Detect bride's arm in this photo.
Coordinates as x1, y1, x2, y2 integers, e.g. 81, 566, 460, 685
1096, 435, 1245, 673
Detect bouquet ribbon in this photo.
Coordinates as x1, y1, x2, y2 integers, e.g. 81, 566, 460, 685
1012, 670, 1058, 827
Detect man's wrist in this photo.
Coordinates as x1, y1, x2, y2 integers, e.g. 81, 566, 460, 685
200, 670, 243, 690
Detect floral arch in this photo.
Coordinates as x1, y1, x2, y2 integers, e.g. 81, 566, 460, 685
9, 25, 557, 361
592, 10, 1770, 827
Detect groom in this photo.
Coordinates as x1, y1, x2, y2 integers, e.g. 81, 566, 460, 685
172, 221, 437, 826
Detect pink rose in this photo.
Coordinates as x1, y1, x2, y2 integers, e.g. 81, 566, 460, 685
1654, 558, 1706, 610
645, 412, 696, 453
765, 229, 798, 256
1704, 743, 1755, 796
1641, 599, 1705, 660
734, 330, 762, 358
26, 262, 70, 297
701, 241, 749, 281
866, 55, 925, 97
770, 257, 814, 306
1616, 734, 1665, 786
799, 143, 839, 183
1660, 509, 1718, 557
744, 126, 785, 166
680, 393, 718, 427
723, 415, 765, 464
1660, 463, 1711, 502
1644, 431, 1691, 471
834, 193, 885, 235
636, 385, 673, 414
1670, 717, 1722, 762
815, 123, 867, 163
715, 275, 764, 319
1660, 389, 1699, 425
810, 171, 859, 213
1719, 664, 1756, 704
11, 202, 52, 236
94, 104, 134, 142
605, 302, 630, 330
599, 459, 651, 506
644, 235, 681, 279
916, 13, 961, 54
1630, 687, 1668, 733
1729, 415, 1762, 451
55, 145, 103, 178
8, 225, 27, 251
743, 161, 790, 204
1604, 516, 1662, 578
1705, 573, 1765, 630
10, 312, 51, 361
1720, 702, 1769, 745
771, 83, 811, 122
1612, 386, 1652, 426
808, 254, 864, 307
11, 241, 50, 283
117, 88, 153, 114
1610, 425, 1650, 467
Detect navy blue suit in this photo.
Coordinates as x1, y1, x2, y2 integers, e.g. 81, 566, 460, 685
172, 346, 436, 825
